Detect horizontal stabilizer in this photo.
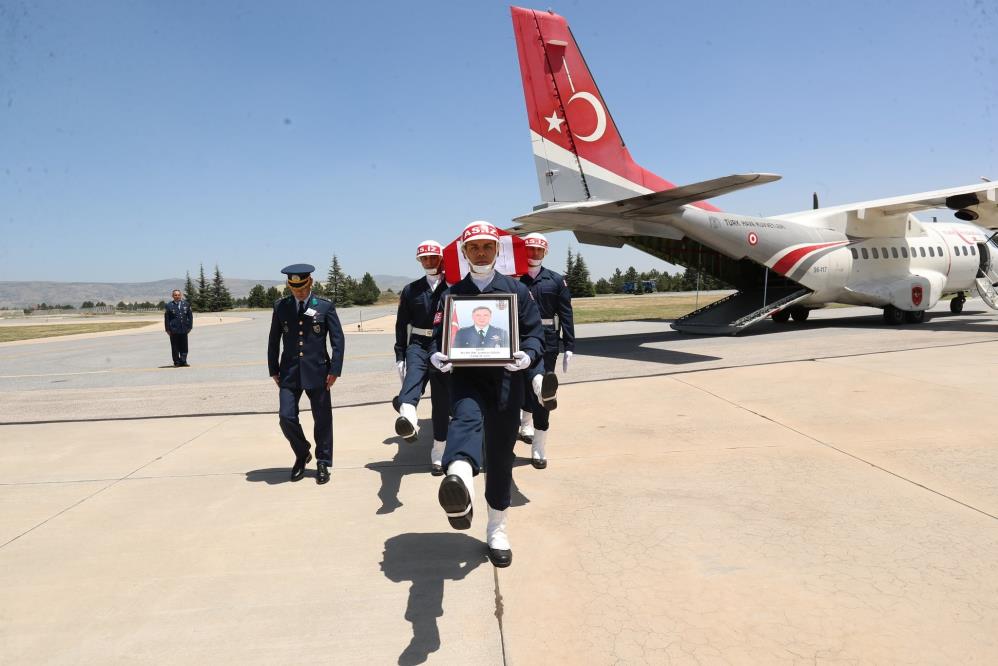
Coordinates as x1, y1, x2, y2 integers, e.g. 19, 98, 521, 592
510, 173, 780, 237
585, 173, 780, 218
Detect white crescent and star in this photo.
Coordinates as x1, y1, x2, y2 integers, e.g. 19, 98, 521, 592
544, 92, 607, 143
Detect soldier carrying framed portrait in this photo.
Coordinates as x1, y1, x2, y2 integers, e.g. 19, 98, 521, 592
442, 293, 519, 366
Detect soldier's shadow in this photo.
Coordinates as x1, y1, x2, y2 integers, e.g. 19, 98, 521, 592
365, 418, 435, 514
381, 532, 488, 666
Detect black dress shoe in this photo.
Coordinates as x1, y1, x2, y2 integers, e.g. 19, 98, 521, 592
290, 453, 312, 482
316, 461, 330, 485
488, 546, 512, 568
391, 396, 401, 413
531, 458, 547, 470
394, 416, 417, 442
430, 463, 444, 476
518, 431, 533, 444
541, 372, 558, 402
438, 475, 472, 530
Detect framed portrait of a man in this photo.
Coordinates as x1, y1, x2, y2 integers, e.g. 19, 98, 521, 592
442, 294, 519, 366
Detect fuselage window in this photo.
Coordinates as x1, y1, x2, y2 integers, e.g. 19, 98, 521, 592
937, 246, 943, 256
971, 246, 977, 256
901, 247, 909, 258
891, 247, 899, 258
850, 248, 858, 259
881, 247, 888, 257
919, 247, 926, 257
861, 248, 869, 259
953, 246, 959, 255
962, 246, 969, 256
872, 248, 879, 259
928, 247, 935, 257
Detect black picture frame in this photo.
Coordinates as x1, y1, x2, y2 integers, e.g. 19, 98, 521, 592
442, 294, 519, 366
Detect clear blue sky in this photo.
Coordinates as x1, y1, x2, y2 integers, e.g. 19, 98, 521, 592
2, 0, 995, 284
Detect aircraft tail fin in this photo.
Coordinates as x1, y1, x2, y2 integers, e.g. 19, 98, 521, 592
511, 6, 719, 211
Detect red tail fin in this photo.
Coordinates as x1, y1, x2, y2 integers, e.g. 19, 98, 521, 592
511, 7, 718, 211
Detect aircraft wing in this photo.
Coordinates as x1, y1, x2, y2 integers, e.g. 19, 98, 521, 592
777, 181, 998, 231
511, 173, 780, 237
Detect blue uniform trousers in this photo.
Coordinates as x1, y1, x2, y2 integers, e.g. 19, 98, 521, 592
524, 348, 559, 431
444, 367, 522, 511
398, 337, 451, 442
169, 333, 189, 365
279, 386, 333, 464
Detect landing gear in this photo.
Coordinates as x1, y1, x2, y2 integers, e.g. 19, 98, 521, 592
772, 309, 791, 323
790, 307, 810, 322
950, 293, 966, 314
883, 305, 905, 325
904, 310, 925, 324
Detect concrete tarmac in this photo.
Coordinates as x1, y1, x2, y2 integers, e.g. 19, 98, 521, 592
1, 302, 998, 663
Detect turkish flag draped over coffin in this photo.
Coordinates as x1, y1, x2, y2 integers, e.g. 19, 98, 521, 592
442, 229, 529, 285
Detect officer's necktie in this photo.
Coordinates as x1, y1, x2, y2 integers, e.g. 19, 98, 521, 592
478, 329, 485, 345
298, 301, 305, 318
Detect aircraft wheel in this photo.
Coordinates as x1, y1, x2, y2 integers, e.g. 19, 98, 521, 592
950, 296, 965, 314
772, 309, 791, 323
883, 305, 905, 325
904, 310, 925, 324
790, 307, 810, 322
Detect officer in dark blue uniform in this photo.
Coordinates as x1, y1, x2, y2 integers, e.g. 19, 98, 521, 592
430, 221, 544, 568
393, 240, 450, 475
267, 264, 345, 485
164, 289, 193, 367
518, 233, 575, 469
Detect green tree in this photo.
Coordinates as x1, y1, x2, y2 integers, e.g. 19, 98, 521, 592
326, 255, 350, 306
338, 275, 358, 307
610, 268, 625, 293
192, 264, 209, 311
247, 284, 267, 308
265, 286, 281, 304
594, 278, 612, 294
569, 252, 595, 297
156, 300, 166, 309
81, 300, 94, 309
353, 272, 381, 305
184, 272, 195, 302
208, 264, 233, 311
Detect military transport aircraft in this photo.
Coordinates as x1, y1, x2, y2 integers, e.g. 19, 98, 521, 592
508, 6, 998, 334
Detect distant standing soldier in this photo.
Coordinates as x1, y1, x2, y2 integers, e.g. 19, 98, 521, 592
518, 233, 574, 469
164, 289, 193, 367
268, 264, 345, 485
393, 240, 450, 475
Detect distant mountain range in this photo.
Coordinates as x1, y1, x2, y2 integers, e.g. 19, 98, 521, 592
0, 275, 415, 308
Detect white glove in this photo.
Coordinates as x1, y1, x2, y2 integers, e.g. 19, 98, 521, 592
396, 361, 405, 383
430, 352, 453, 373
504, 350, 531, 372
562, 350, 573, 373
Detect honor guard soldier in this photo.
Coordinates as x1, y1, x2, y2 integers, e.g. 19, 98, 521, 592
518, 232, 575, 469
393, 240, 450, 475
267, 264, 345, 485
164, 289, 193, 367
429, 221, 544, 567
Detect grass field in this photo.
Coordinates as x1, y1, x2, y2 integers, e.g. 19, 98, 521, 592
0, 322, 152, 343
572, 293, 728, 323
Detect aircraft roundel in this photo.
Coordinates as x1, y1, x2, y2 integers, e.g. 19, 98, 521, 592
747, 232, 758, 246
